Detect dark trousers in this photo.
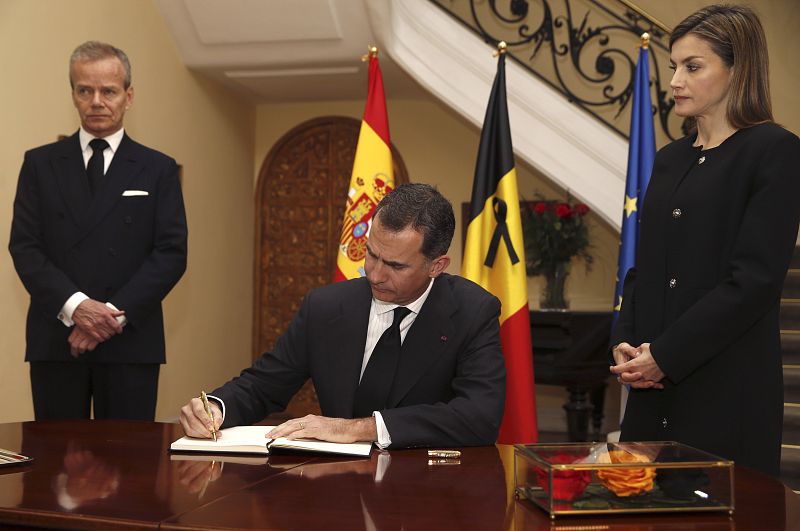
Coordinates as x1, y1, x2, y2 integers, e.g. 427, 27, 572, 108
30, 361, 160, 421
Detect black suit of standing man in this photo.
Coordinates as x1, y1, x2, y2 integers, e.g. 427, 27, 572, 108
180, 183, 505, 448
9, 41, 187, 421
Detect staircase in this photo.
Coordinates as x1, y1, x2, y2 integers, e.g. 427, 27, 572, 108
781, 246, 800, 492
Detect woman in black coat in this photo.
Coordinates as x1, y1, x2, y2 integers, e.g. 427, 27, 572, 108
610, 4, 800, 477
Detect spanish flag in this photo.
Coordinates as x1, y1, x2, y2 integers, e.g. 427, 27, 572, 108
334, 48, 395, 281
462, 50, 538, 444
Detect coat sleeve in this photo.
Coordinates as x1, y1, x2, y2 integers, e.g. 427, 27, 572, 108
108, 158, 187, 327
610, 266, 637, 353
651, 131, 800, 383
213, 294, 313, 428
8, 152, 80, 317
380, 294, 506, 448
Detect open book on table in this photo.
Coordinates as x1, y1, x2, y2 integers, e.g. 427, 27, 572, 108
170, 425, 373, 457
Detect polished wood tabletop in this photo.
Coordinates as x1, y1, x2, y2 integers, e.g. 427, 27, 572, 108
0, 420, 797, 530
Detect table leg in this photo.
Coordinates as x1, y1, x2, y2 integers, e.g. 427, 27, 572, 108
563, 386, 593, 442
589, 383, 607, 441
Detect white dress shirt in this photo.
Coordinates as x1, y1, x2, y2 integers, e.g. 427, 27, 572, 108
364, 278, 435, 448
57, 127, 127, 327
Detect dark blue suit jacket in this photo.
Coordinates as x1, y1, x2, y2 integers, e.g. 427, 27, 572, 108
214, 274, 506, 448
9, 131, 187, 364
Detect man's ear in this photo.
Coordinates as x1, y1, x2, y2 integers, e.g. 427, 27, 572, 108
125, 86, 134, 110
429, 255, 451, 278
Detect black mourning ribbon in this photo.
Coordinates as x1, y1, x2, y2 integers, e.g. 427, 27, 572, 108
353, 306, 412, 418
483, 197, 519, 267
87, 138, 109, 196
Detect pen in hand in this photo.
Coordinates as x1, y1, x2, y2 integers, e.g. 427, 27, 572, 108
200, 391, 217, 442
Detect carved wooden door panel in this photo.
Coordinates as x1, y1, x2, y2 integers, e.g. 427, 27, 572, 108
253, 116, 409, 419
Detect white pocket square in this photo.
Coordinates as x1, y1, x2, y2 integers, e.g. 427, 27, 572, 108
122, 190, 149, 196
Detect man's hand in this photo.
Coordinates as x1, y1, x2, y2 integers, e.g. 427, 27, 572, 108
176, 460, 222, 497
268, 415, 378, 444
72, 299, 124, 342
61, 442, 120, 505
179, 397, 222, 438
68, 327, 99, 357
610, 342, 665, 389
286, 457, 377, 480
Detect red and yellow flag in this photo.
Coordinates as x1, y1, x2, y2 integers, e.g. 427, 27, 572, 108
334, 48, 395, 281
462, 52, 538, 444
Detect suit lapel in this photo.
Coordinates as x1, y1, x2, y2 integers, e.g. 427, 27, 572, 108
387, 276, 455, 407
328, 279, 372, 416
53, 132, 92, 227
81, 134, 142, 240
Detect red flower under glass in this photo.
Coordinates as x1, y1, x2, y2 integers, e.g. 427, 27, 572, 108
535, 454, 591, 501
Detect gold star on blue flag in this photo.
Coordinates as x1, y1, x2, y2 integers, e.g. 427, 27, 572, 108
613, 42, 656, 323
623, 195, 638, 218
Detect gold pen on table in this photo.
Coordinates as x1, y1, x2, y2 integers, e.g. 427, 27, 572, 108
427, 450, 461, 459
200, 391, 217, 442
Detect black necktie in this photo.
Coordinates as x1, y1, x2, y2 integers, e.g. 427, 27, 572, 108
354, 306, 412, 417
87, 138, 109, 196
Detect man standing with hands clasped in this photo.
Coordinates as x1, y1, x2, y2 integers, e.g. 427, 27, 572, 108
9, 41, 187, 421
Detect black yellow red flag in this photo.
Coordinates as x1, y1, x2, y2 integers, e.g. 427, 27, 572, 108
462, 52, 538, 444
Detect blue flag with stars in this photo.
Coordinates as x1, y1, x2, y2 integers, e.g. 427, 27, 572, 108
613, 43, 656, 322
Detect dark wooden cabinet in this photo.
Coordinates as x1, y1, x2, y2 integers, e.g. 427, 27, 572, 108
531, 310, 613, 441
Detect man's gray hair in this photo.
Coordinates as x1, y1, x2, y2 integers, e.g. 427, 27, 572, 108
69, 41, 132, 89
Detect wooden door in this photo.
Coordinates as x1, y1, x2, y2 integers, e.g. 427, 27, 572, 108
253, 116, 409, 418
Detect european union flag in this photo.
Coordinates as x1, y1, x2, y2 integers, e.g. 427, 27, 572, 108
613, 39, 656, 322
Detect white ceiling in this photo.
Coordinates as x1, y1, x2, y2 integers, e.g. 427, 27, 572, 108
155, 0, 427, 102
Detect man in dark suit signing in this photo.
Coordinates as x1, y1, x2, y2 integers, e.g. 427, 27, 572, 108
9, 41, 187, 421
180, 183, 505, 448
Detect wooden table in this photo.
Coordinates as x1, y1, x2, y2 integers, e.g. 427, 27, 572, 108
0, 420, 797, 530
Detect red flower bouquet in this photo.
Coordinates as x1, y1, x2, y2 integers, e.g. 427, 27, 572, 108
522, 195, 592, 309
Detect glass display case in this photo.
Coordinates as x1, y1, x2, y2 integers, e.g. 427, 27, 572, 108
514, 441, 734, 518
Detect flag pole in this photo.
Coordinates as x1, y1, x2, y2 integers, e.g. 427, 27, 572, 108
462, 38, 537, 445
613, 32, 657, 437
333, 44, 394, 282
361, 45, 379, 61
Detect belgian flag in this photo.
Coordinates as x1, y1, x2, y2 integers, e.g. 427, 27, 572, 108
462, 51, 537, 444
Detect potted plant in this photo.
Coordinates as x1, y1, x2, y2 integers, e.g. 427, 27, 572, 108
522, 195, 592, 309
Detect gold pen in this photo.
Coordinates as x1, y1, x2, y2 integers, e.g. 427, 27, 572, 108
427, 450, 461, 459
198, 460, 216, 499
200, 391, 217, 442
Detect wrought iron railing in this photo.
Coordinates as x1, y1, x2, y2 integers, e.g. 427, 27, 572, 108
431, 0, 682, 145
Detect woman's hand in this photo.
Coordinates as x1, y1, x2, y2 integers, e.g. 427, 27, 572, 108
610, 343, 665, 389
611, 342, 638, 366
